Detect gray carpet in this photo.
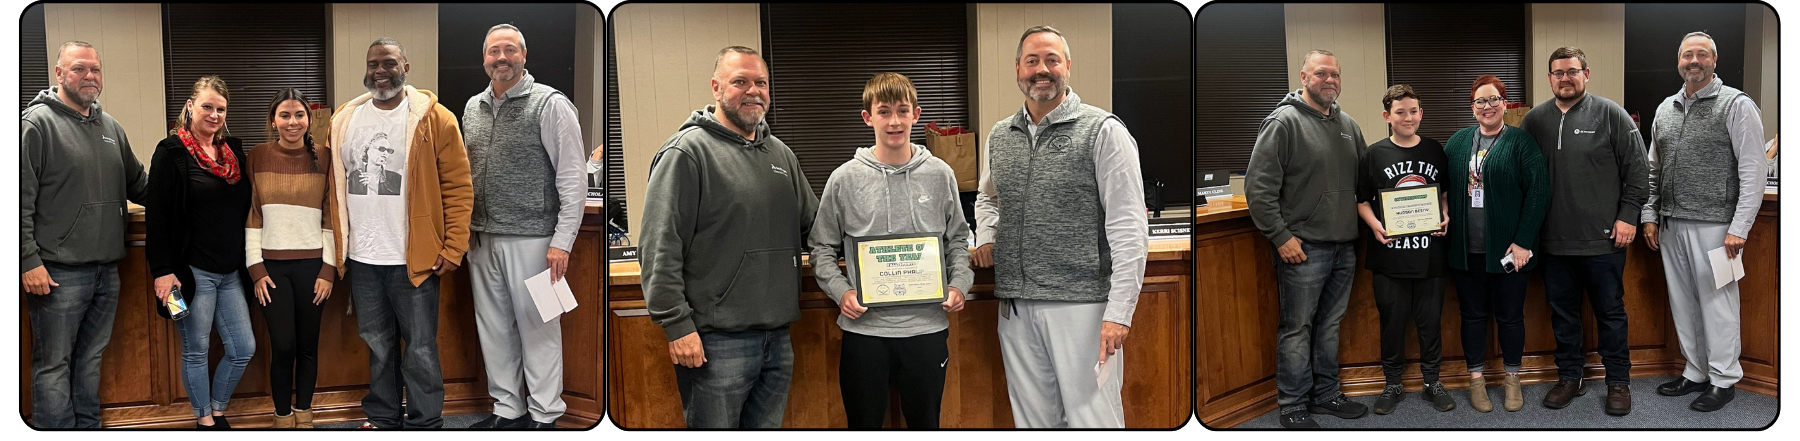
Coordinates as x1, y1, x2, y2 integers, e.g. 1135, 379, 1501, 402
318, 412, 488, 429
1232, 376, 1777, 429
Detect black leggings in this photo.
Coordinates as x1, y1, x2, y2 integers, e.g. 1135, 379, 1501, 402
259, 258, 326, 414
839, 330, 948, 429
1450, 253, 1529, 374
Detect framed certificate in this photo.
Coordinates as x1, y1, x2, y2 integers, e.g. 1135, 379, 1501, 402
846, 232, 948, 308
1378, 184, 1442, 238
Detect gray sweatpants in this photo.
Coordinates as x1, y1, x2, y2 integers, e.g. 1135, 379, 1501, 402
1658, 218, 1743, 388
997, 298, 1124, 428
467, 232, 568, 422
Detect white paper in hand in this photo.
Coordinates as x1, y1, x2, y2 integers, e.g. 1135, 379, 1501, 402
525, 269, 579, 323
1707, 246, 1746, 290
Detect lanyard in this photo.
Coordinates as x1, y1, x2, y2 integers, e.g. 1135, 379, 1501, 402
1468, 132, 1497, 189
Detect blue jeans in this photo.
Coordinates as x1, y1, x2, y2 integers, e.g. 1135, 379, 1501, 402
177, 266, 257, 417
1272, 240, 1356, 414
673, 328, 793, 428
347, 260, 444, 428
27, 262, 120, 428
1543, 251, 1631, 385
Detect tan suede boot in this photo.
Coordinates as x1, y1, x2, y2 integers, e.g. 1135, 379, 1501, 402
1469, 375, 1493, 412
295, 409, 314, 429
273, 412, 296, 428
1503, 373, 1524, 411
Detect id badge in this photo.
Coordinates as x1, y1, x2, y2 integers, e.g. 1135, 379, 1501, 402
1471, 189, 1485, 208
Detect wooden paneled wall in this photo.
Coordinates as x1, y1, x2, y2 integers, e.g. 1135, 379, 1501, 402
607, 248, 1192, 428
1197, 198, 1779, 428
20, 214, 608, 428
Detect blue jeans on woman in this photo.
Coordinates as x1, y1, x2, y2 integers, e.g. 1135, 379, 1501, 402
177, 266, 256, 417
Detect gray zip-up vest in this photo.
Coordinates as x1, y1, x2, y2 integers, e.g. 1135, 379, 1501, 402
464, 81, 560, 236
1651, 84, 1745, 224
987, 95, 1116, 302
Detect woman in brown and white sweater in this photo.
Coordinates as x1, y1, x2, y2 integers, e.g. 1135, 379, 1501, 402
245, 87, 341, 428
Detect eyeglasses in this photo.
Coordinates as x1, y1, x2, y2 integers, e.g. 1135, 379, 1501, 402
1472, 96, 1506, 108
1549, 69, 1587, 79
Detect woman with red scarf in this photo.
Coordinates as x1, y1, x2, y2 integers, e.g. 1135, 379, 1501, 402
146, 75, 254, 429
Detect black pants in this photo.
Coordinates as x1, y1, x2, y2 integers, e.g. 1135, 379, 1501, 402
1450, 253, 1529, 374
259, 258, 327, 414
1542, 252, 1631, 385
1372, 274, 1445, 384
839, 330, 948, 429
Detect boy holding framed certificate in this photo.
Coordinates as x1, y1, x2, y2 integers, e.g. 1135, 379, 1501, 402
1355, 85, 1454, 415
807, 73, 974, 429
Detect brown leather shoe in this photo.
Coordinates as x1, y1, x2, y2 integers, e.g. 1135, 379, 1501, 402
1542, 379, 1586, 409
1605, 384, 1632, 416
295, 409, 314, 429
1502, 373, 1523, 411
1468, 375, 1493, 412
273, 412, 296, 428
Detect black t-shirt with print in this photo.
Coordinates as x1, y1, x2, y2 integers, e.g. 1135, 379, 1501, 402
1356, 137, 1449, 278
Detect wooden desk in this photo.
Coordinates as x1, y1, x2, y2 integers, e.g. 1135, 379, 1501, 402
1196, 195, 1780, 428
19, 202, 608, 428
606, 239, 1193, 428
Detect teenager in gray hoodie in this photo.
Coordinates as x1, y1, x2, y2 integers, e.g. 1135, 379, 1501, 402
809, 73, 973, 429
21, 42, 149, 429
1245, 49, 1369, 428
637, 47, 817, 429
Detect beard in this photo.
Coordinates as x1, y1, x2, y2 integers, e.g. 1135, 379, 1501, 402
720, 95, 766, 133
1554, 80, 1584, 101
1680, 63, 1712, 84
1307, 83, 1338, 107
1017, 72, 1066, 102
60, 79, 99, 108
364, 70, 408, 101
486, 60, 520, 83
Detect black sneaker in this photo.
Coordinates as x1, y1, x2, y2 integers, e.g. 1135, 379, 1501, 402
469, 413, 523, 429
1372, 384, 1404, 415
1279, 411, 1320, 429
1308, 395, 1369, 419
1422, 382, 1456, 412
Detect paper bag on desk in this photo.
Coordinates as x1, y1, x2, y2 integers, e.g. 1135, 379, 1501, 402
1707, 247, 1747, 290
525, 270, 579, 323
925, 122, 979, 192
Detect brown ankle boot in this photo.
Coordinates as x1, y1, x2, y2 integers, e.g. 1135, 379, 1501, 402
295, 409, 314, 428
273, 412, 296, 428
1503, 373, 1524, 411
1469, 375, 1493, 412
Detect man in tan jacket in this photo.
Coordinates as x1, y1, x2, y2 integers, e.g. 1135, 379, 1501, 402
328, 37, 473, 429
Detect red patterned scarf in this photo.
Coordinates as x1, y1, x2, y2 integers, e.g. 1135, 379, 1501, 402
178, 127, 240, 184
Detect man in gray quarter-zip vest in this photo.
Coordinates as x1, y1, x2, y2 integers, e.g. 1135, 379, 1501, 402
23, 41, 150, 429
970, 26, 1148, 429
638, 46, 818, 429
1640, 32, 1766, 414
1519, 46, 1650, 417
461, 24, 585, 429
1245, 49, 1369, 429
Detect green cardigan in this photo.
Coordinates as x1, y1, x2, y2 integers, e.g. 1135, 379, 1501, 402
1444, 125, 1550, 273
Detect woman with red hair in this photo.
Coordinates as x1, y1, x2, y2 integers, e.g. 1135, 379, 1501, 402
1442, 75, 1549, 413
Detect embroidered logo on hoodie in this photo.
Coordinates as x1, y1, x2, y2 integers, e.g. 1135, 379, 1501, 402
1573, 128, 1596, 135
771, 164, 789, 177
1340, 132, 1352, 139
101, 136, 117, 145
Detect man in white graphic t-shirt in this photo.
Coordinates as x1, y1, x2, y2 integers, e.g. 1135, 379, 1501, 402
327, 37, 473, 429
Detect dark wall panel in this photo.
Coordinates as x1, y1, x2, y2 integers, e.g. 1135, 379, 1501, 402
1114, 3, 1194, 206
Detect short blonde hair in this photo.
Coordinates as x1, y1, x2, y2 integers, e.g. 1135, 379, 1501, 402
861, 72, 918, 112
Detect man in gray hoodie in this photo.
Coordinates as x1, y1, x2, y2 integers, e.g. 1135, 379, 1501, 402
1519, 46, 1649, 416
21, 41, 150, 428
1245, 49, 1369, 428
637, 46, 818, 428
